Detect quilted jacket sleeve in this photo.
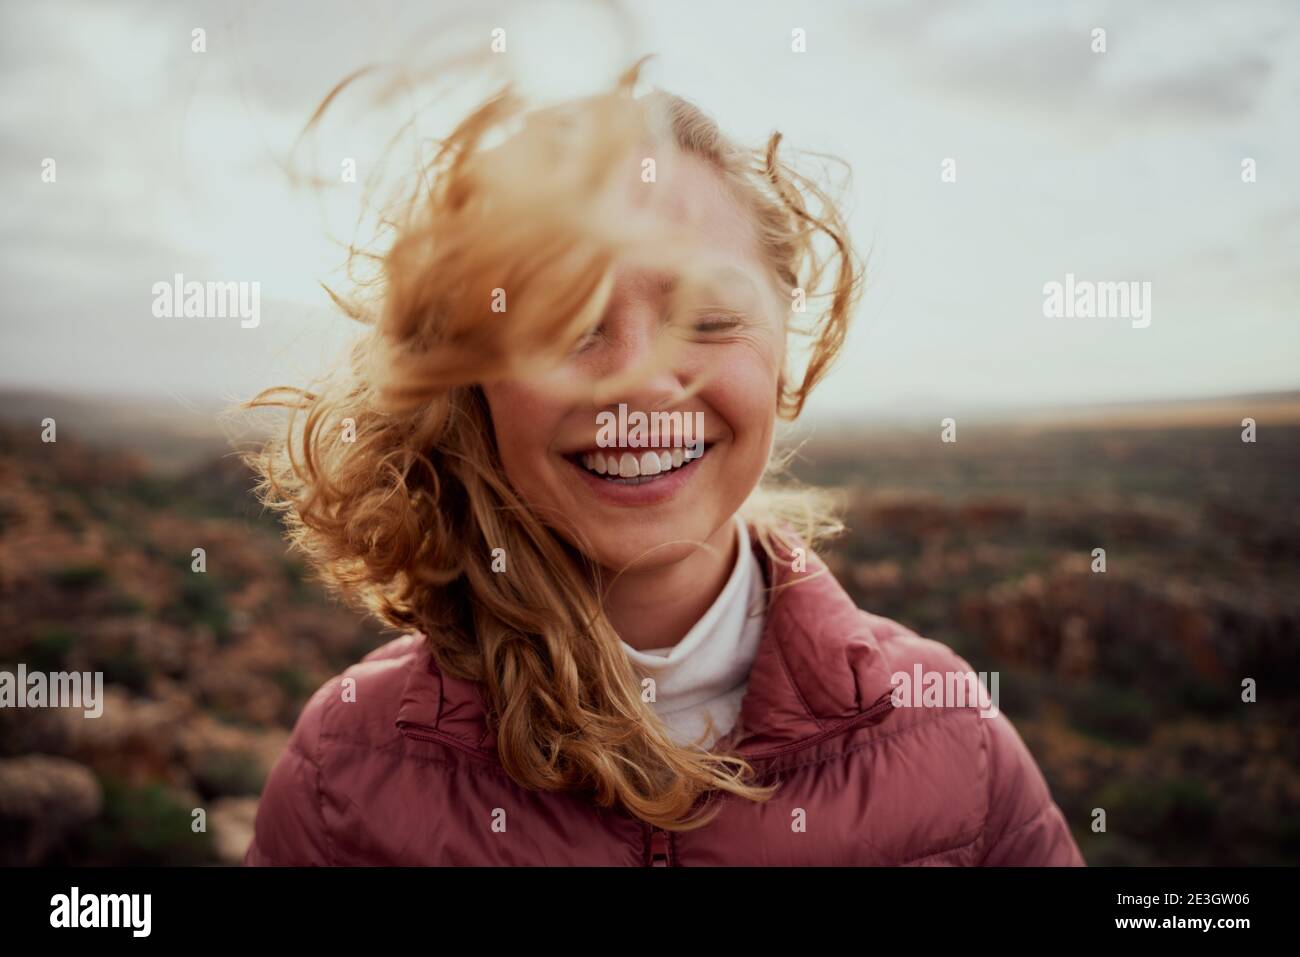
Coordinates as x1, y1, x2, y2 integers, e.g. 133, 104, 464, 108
243, 677, 340, 866
978, 708, 1085, 866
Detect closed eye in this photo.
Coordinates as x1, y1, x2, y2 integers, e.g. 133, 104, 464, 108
570, 324, 605, 355
692, 313, 744, 334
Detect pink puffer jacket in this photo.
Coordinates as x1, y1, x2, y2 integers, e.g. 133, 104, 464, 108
245, 537, 1085, 866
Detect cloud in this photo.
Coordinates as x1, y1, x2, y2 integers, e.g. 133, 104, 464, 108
851, 0, 1295, 126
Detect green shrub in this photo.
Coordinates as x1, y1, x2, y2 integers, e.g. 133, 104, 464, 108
103, 644, 150, 693
83, 777, 215, 866
271, 666, 312, 703
29, 625, 76, 672
172, 573, 231, 641
1097, 775, 1219, 848
1066, 682, 1156, 745
106, 590, 147, 615
192, 751, 266, 799
52, 562, 107, 590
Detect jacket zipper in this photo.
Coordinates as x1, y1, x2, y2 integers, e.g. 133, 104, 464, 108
646, 825, 671, 867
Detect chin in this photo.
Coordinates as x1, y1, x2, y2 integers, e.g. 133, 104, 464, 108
577, 521, 713, 572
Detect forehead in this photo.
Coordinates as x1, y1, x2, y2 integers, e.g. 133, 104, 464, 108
613, 150, 771, 301
656, 150, 760, 250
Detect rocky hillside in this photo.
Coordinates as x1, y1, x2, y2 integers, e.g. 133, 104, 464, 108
0, 425, 385, 865
795, 422, 1300, 865
2, 414, 1298, 865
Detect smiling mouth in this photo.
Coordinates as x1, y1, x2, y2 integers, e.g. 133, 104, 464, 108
565, 445, 709, 484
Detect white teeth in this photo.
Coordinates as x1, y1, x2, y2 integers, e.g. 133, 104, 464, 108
577, 445, 707, 479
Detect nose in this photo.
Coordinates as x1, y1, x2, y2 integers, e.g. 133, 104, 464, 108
584, 295, 690, 408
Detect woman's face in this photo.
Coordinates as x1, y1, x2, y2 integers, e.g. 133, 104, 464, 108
482, 152, 785, 572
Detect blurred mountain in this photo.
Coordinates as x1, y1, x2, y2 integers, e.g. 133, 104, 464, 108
0, 389, 265, 476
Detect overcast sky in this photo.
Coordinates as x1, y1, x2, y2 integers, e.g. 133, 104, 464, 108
1, 0, 1296, 421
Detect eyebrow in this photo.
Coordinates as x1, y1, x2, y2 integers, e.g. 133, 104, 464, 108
697, 266, 762, 306
635, 266, 764, 311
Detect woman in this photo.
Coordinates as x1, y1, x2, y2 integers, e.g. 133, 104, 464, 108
242, 66, 1084, 866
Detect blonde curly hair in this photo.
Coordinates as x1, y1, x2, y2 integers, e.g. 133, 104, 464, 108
243, 59, 863, 830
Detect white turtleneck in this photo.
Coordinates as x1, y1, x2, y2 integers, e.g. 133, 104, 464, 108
620, 517, 767, 751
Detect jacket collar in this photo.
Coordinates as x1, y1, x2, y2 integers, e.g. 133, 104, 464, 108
720, 531, 898, 754
395, 528, 898, 758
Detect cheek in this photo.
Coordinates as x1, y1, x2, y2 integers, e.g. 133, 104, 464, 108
481, 383, 563, 481
703, 341, 781, 452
